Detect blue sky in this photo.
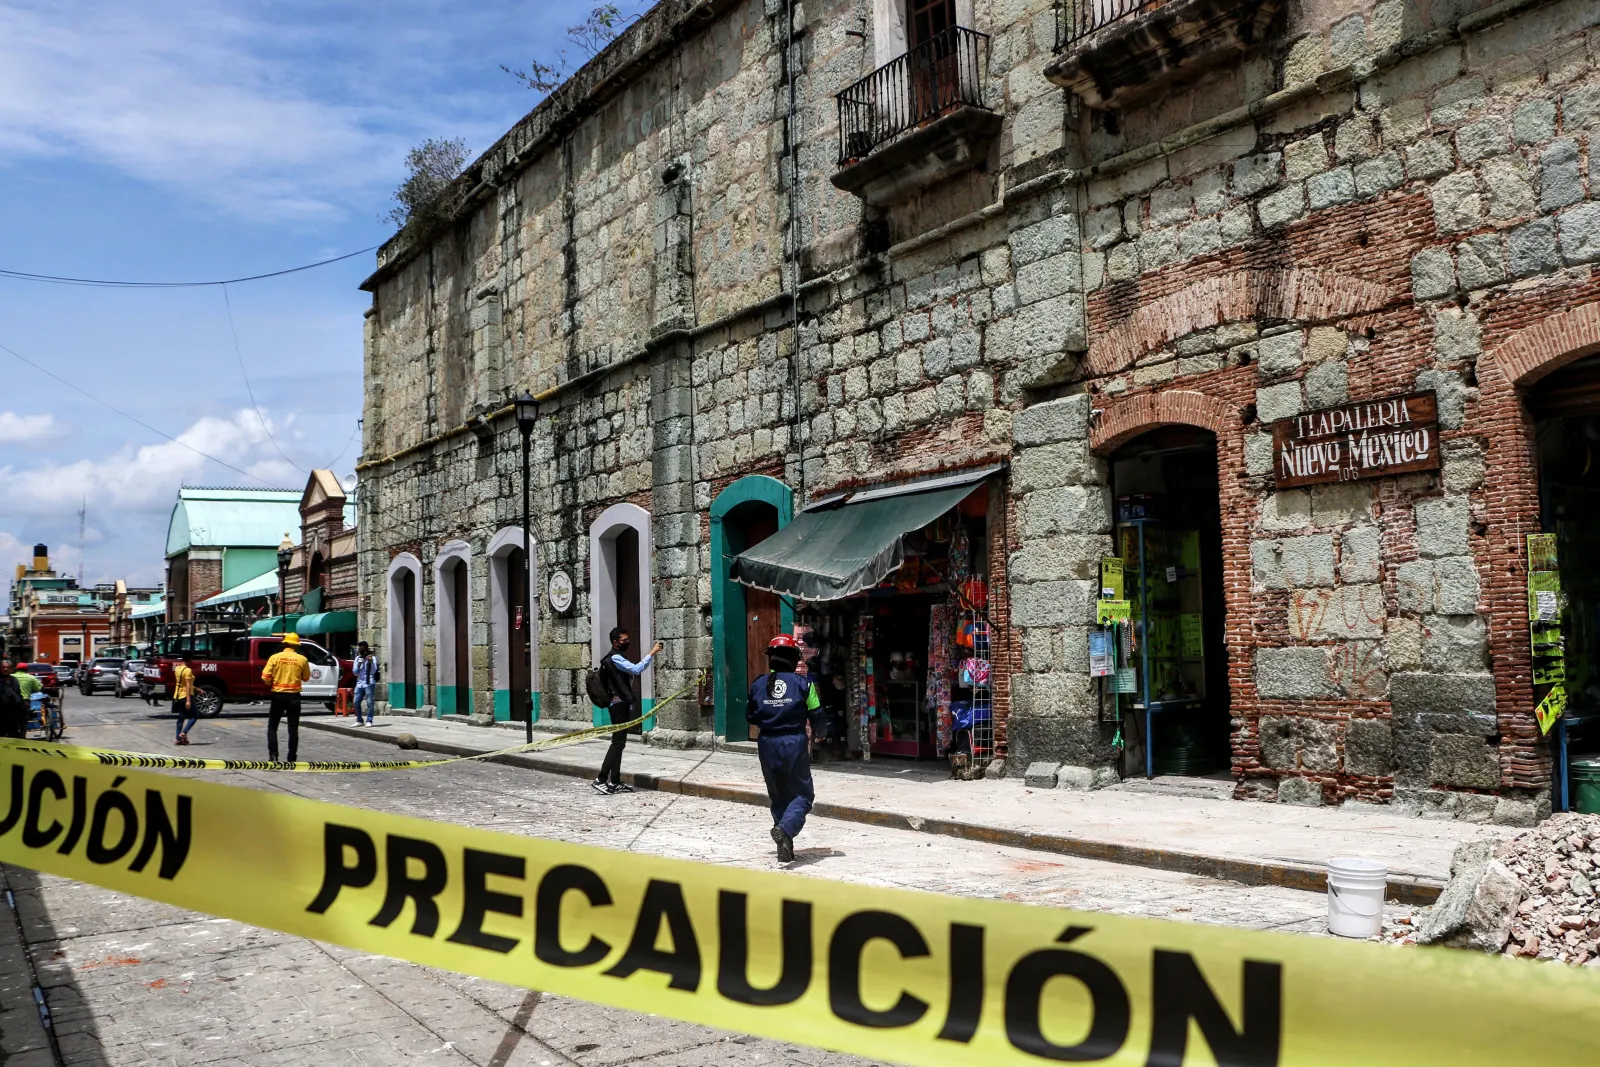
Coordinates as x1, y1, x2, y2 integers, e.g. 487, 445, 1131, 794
0, 0, 618, 591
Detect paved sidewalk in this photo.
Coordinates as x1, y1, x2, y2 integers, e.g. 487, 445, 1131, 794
306, 714, 1511, 902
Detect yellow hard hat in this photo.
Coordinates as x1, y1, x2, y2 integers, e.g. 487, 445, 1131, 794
283, 632, 301, 646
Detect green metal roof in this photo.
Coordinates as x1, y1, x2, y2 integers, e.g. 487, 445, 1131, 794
251, 613, 302, 637
297, 611, 357, 635
165, 487, 302, 558
196, 570, 279, 608
129, 602, 167, 619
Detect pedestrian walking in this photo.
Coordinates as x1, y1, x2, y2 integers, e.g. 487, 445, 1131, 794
262, 633, 311, 762
172, 653, 198, 745
746, 634, 826, 863
351, 641, 380, 726
592, 627, 661, 795
0, 655, 29, 740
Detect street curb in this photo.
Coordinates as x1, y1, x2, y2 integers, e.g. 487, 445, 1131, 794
304, 718, 1443, 906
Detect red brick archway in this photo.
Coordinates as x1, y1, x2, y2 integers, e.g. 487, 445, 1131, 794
1085, 268, 1394, 377
1484, 301, 1600, 389
1091, 389, 1236, 453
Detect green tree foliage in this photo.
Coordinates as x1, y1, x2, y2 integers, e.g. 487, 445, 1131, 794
386, 137, 469, 230
502, 4, 639, 94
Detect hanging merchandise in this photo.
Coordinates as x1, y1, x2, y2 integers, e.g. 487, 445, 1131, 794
857, 614, 875, 758
948, 522, 971, 584
1527, 533, 1566, 735
1089, 629, 1114, 678
959, 657, 991, 688
959, 578, 988, 610
927, 601, 956, 755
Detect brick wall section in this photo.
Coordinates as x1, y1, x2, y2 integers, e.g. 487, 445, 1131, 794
1091, 390, 1237, 452
1489, 300, 1600, 387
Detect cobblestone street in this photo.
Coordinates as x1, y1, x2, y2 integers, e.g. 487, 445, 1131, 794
2, 695, 1363, 1066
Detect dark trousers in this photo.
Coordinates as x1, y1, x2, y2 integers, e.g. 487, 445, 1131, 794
268, 692, 301, 762
173, 697, 197, 740
757, 733, 814, 839
597, 702, 630, 784
0, 710, 24, 739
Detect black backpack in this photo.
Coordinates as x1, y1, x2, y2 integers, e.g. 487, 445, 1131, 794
585, 663, 614, 708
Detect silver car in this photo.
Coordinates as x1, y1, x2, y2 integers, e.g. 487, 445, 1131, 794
80, 657, 125, 695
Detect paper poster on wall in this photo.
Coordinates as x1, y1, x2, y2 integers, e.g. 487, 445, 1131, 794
1536, 684, 1568, 735
1180, 614, 1204, 659
1096, 600, 1130, 624
1528, 533, 1559, 571
1100, 556, 1124, 600
1088, 630, 1114, 678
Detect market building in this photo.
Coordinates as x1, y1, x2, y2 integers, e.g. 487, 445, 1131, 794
163, 486, 302, 620
356, 0, 1600, 821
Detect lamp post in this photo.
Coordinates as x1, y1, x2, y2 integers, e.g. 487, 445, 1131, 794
276, 534, 294, 629
515, 390, 540, 744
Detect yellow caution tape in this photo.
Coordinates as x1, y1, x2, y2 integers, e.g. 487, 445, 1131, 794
0, 676, 698, 773
1, 745, 1597, 1065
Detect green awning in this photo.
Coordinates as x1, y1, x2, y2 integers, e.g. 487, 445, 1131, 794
250, 614, 302, 637
297, 611, 357, 635
729, 468, 996, 601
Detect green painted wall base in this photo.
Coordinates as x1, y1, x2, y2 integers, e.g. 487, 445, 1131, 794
437, 685, 473, 716
593, 696, 654, 731
494, 689, 541, 723
387, 682, 420, 710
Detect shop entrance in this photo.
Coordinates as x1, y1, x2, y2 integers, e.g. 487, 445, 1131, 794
723, 502, 783, 740
1531, 354, 1600, 811
505, 546, 530, 722
1108, 427, 1230, 780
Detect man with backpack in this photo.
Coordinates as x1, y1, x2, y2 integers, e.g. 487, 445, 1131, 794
588, 627, 661, 795
0, 654, 29, 739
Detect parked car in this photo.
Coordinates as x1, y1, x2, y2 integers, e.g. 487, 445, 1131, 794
21, 662, 62, 700
53, 662, 77, 685
79, 657, 125, 695
115, 660, 146, 699
146, 630, 350, 717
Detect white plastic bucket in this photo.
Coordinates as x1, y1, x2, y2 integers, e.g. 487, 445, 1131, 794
1326, 857, 1387, 938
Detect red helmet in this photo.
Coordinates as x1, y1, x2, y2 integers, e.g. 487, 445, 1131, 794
767, 634, 800, 650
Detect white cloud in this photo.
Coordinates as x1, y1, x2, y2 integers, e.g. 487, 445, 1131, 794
0, 411, 56, 443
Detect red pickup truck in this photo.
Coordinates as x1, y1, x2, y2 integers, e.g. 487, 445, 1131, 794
144, 631, 352, 717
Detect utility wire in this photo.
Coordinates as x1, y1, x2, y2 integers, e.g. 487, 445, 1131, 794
0, 337, 271, 485
221, 282, 304, 473
0, 245, 378, 288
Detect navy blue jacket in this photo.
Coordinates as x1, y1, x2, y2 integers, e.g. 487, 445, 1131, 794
745, 671, 825, 737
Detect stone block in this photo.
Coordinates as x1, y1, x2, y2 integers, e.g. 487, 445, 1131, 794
1283, 135, 1329, 180
1258, 715, 1296, 768
1014, 441, 1100, 492
1434, 556, 1481, 615
1423, 613, 1487, 673
1257, 184, 1307, 229
1015, 254, 1080, 305
1013, 394, 1090, 445
1014, 291, 1086, 357
1345, 718, 1393, 776
1561, 84, 1600, 129
1007, 712, 1111, 770
1386, 618, 1424, 671
1023, 486, 1111, 538
1149, 183, 1194, 227
1490, 796, 1539, 828
1256, 330, 1304, 376
1538, 139, 1582, 211
1431, 307, 1482, 367
1055, 765, 1096, 790
1260, 489, 1312, 531
1481, 157, 1536, 220
1329, 14, 1367, 67
1255, 647, 1334, 698
1508, 218, 1560, 277
1009, 535, 1113, 582
1011, 579, 1096, 627
1395, 559, 1437, 613
1430, 172, 1483, 233
1455, 234, 1505, 290
1009, 214, 1077, 266
1282, 533, 1336, 588
1245, 432, 1275, 475
1307, 166, 1356, 211
1334, 114, 1377, 161
1305, 360, 1349, 408
1443, 452, 1484, 493
1455, 118, 1509, 162
1414, 368, 1469, 429
1230, 151, 1282, 197
1432, 75, 1484, 127
1277, 776, 1324, 806
1178, 218, 1221, 258
1023, 761, 1061, 789
1085, 206, 1122, 250
1410, 247, 1456, 300
1512, 99, 1556, 145
1220, 205, 1254, 245
1416, 858, 1519, 950
1429, 733, 1500, 789
1287, 585, 1387, 640
1388, 672, 1496, 718
1405, 138, 1455, 181
1256, 382, 1302, 423
1354, 152, 1404, 197
1310, 481, 1372, 525
1558, 203, 1600, 265
1340, 526, 1381, 583
1414, 496, 1470, 558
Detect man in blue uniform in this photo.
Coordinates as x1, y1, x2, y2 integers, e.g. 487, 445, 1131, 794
746, 634, 826, 862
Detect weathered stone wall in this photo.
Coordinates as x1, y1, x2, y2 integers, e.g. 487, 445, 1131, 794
356, 0, 1598, 821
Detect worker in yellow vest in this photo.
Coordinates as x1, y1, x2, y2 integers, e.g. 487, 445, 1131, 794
262, 633, 311, 762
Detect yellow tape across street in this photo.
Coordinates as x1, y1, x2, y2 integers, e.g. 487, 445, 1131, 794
0, 675, 699, 774
1, 746, 1598, 1065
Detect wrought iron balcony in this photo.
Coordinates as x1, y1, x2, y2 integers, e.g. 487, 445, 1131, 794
835, 26, 990, 167
1056, 0, 1165, 50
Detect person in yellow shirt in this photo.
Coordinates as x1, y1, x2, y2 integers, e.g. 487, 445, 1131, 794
262, 633, 311, 762
172, 653, 198, 745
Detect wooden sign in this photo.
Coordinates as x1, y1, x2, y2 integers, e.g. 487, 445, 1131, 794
1271, 392, 1441, 488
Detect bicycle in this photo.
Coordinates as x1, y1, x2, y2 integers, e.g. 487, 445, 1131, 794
26, 694, 65, 742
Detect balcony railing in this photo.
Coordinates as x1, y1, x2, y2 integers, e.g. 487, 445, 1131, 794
836, 25, 989, 167
1055, 0, 1164, 50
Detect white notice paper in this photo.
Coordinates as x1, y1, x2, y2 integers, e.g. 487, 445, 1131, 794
1536, 590, 1559, 622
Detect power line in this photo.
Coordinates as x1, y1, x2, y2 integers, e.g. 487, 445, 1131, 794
221, 282, 304, 474
0, 337, 272, 485
0, 246, 378, 288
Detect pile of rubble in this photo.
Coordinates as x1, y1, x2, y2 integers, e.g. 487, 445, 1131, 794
1412, 813, 1600, 966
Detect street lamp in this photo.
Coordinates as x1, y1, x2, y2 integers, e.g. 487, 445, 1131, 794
515, 390, 540, 744
277, 533, 294, 627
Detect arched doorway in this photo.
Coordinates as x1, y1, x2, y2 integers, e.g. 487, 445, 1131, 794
1107, 426, 1230, 779
710, 476, 794, 740
487, 529, 537, 724
435, 542, 473, 716
386, 554, 422, 710
589, 504, 653, 726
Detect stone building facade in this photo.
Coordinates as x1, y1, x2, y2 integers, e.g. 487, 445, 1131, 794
357, 0, 1600, 822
